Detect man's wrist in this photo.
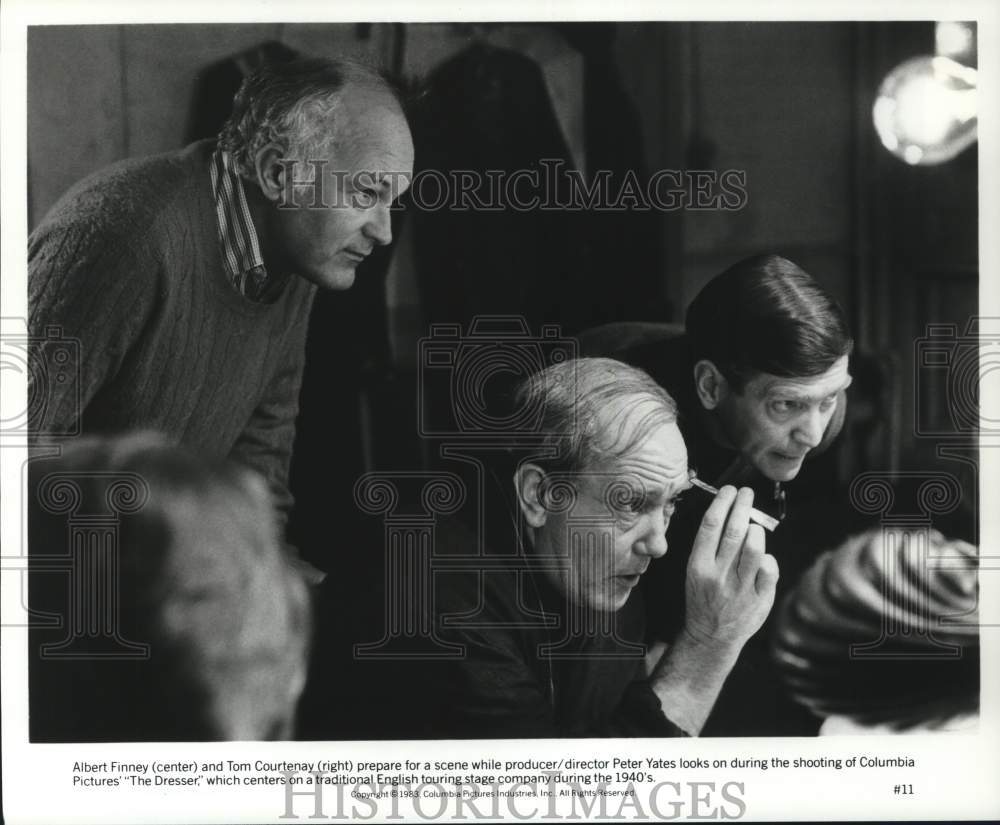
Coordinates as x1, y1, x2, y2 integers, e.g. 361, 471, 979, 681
675, 624, 745, 664
647, 628, 744, 735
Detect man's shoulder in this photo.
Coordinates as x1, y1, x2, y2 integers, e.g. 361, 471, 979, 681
33, 141, 215, 242
432, 515, 533, 622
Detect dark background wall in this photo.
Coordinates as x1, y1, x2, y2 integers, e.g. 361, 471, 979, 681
26, 22, 859, 332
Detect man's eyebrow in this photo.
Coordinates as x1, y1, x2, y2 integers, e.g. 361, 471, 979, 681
620, 481, 662, 503
648, 479, 692, 501
764, 375, 853, 401
360, 175, 391, 190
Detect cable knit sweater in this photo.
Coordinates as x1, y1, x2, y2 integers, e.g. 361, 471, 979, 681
28, 140, 317, 524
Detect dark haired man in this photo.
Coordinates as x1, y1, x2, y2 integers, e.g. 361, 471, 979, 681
28, 58, 414, 546
585, 254, 853, 491
680, 253, 853, 486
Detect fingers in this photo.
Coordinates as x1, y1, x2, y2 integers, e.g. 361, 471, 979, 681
690, 485, 754, 572
736, 523, 765, 584
754, 552, 779, 598
689, 485, 736, 568
717, 487, 754, 570
683, 488, 779, 651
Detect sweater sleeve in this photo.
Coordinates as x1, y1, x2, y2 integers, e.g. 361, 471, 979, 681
27, 201, 161, 440
228, 294, 313, 534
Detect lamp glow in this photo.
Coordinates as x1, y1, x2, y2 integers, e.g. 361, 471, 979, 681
872, 22, 978, 167
873, 55, 978, 166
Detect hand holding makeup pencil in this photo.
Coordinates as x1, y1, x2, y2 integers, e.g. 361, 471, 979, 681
681, 485, 780, 651
648, 485, 780, 734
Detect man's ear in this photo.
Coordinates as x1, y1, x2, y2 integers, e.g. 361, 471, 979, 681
513, 463, 548, 528
693, 359, 729, 410
252, 142, 288, 204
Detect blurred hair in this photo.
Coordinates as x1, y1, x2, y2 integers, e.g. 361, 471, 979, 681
512, 357, 678, 476
771, 527, 979, 731
217, 56, 402, 179
29, 432, 311, 742
685, 254, 853, 391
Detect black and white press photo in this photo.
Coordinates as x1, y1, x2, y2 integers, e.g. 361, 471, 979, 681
1, 3, 997, 823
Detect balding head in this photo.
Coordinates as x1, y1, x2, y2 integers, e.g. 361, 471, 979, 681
220, 57, 414, 291
218, 56, 405, 180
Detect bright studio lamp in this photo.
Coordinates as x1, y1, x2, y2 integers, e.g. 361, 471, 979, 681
872, 22, 978, 166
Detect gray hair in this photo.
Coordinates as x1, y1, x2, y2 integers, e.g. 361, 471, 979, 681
513, 357, 678, 474
29, 431, 310, 741
218, 56, 401, 179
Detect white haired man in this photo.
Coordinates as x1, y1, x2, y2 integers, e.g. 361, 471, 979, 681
28, 58, 414, 543
396, 357, 778, 737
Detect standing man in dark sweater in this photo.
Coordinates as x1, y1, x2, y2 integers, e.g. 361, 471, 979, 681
28, 58, 414, 545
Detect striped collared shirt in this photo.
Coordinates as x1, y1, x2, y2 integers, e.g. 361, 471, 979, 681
210, 147, 286, 302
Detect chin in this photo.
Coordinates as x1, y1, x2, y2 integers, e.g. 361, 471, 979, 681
760, 459, 804, 483
585, 587, 630, 613
300, 265, 357, 291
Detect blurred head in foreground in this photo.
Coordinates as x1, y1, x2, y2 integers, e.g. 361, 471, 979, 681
771, 527, 978, 734
29, 433, 311, 741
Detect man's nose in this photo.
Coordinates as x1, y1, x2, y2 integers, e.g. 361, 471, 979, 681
363, 202, 392, 246
636, 512, 669, 558
793, 407, 825, 448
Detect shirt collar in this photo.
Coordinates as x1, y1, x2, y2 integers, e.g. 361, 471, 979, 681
210, 147, 286, 302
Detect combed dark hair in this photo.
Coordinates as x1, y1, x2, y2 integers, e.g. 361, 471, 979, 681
218, 56, 402, 178
685, 254, 853, 389
512, 357, 678, 474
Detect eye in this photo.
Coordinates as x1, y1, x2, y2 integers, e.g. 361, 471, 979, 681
663, 494, 684, 518
769, 399, 803, 417
612, 493, 645, 523
819, 395, 838, 412
624, 495, 645, 514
